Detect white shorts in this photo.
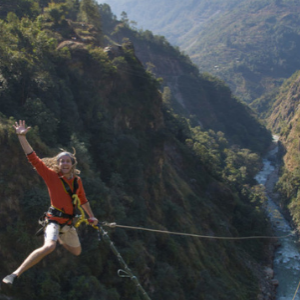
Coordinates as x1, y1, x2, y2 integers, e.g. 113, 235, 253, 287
44, 222, 80, 248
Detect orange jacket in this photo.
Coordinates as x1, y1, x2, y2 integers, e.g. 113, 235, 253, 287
27, 152, 88, 224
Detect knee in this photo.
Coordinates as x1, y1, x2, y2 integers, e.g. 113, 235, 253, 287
73, 247, 81, 256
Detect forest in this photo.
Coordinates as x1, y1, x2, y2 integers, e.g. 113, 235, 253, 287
0, 1, 278, 300
99, 0, 300, 105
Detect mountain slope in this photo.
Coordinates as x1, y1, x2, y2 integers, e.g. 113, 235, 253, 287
100, 5, 272, 154
96, 0, 240, 46
97, 0, 300, 105
267, 70, 300, 230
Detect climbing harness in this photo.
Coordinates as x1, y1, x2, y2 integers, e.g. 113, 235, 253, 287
35, 177, 79, 236
47, 206, 74, 219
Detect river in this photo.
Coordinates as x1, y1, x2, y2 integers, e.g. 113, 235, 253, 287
255, 137, 300, 300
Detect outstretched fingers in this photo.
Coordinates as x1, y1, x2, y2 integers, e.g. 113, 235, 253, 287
13, 120, 31, 135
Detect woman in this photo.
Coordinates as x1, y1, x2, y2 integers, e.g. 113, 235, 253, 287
2, 120, 98, 286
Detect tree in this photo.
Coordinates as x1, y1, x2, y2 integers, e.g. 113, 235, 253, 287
120, 11, 129, 26
0, 0, 39, 20
162, 86, 172, 107
79, 0, 101, 30
44, 2, 68, 25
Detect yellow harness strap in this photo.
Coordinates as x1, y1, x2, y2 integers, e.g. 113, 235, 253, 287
72, 194, 89, 228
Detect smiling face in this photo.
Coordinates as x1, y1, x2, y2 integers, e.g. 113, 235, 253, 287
58, 155, 73, 178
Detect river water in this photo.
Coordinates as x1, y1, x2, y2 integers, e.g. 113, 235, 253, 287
255, 138, 300, 300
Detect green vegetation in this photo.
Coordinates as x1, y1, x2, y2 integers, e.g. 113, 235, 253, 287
99, 0, 300, 108
0, 1, 274, 300
267, 71, 300, 230
189, 0, 300, 104
98, 8, 272, 154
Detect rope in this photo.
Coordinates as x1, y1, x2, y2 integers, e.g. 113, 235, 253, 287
74, 209, 298, 300
59, 196, 298, 300
102, 222, 295, 240
292, 278, 300, 300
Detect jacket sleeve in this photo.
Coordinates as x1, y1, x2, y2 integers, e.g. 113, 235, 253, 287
27, 152, 55, 181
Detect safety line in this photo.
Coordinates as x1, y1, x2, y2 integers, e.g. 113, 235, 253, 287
102, 222, 295, 240
292, 278, 300, 300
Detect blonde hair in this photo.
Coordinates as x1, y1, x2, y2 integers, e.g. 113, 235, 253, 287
41, 148, 80, 176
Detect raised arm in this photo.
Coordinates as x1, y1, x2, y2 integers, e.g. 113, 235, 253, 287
13, 120, 33, 155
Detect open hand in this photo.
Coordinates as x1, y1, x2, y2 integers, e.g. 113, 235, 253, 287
13, 120, 31, 135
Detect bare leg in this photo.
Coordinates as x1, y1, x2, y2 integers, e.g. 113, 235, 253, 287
13, 239, 57, 277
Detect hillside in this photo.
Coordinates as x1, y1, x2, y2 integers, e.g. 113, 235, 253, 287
0, 1, 274, 300
267, 71, 300, 228
99, 4, 272, 154
96, 0, 241, 47
97, 0, 300, 105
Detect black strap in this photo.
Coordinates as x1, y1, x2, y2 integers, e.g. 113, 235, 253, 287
59, 177, 78, 204
47, 207, 74, 219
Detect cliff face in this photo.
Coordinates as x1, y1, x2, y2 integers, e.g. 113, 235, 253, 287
103, 24, 272, 154
268, 71, 300, 169
99, 0, 300, 106
268, 72, 300, 128
267, 71, 300, 232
